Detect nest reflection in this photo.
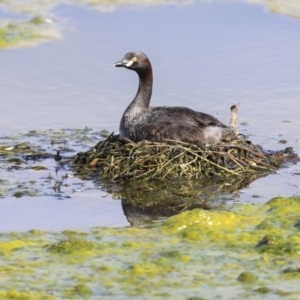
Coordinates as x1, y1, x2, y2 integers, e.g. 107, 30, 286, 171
97, 174, 267, 225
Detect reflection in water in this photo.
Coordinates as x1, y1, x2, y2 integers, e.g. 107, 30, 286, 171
97, 174, 268, 225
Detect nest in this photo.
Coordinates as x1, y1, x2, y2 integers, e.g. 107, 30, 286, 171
73, 133, 291, 181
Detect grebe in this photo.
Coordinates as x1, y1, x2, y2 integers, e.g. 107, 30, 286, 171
115, 51, 228, 145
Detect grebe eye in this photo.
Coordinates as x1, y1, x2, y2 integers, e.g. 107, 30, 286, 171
132, 57, 137, 62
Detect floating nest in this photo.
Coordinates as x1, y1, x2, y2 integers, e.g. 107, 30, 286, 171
73, 133, 296, 181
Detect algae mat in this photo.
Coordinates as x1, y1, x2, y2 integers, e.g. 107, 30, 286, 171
1, 196, 300, 299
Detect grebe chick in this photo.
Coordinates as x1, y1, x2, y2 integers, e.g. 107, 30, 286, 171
114, 51, 228, 145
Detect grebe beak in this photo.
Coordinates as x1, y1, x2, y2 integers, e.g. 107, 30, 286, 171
114, 59, 134, 68
114, 60, 126, 67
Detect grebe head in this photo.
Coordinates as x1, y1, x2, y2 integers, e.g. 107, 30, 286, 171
114, 51, 151, 73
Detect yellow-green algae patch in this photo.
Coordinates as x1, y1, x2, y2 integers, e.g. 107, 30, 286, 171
0, 240, 27, 253
1, 197, 300, 299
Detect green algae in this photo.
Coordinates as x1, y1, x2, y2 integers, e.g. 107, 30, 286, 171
64, 283, 92, 299
0, 290, 54, 300
256, 234, 300, 255
1, 197, 300, 299
237, 271, 258, 283
0, 17, 60, 50
255, 286, 271, 294
0, 240, 27, 253
47, 238, 95, 254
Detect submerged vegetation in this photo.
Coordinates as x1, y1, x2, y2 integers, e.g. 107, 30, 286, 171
1, 197, 300, 299
0, 128, 100, 199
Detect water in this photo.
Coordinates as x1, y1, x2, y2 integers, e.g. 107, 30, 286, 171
1, 1, 300, 231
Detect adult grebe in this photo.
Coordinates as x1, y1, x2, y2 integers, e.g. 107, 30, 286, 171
114, 51, 228, 145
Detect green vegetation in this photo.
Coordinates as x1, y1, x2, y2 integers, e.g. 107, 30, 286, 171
1, 196, 300, 299
0, 17, 60, 50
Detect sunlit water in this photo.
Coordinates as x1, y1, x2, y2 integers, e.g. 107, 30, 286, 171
1, 1, 300, 231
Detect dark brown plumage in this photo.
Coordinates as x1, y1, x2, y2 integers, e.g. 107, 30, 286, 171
114, 51, 228, 145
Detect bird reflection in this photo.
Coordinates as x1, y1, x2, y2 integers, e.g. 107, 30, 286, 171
101, 175, 266, 226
